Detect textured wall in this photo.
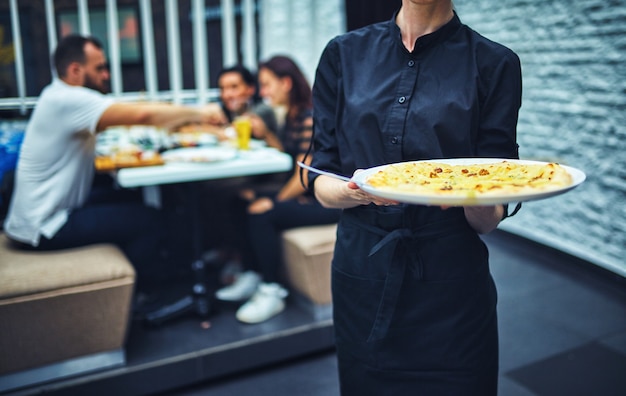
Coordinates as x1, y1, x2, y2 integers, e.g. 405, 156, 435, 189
454, 0, 626, 275
259, 0, 345, 84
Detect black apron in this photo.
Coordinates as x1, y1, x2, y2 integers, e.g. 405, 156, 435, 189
332, 204, 498, 396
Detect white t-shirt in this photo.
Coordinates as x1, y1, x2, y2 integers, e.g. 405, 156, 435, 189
4, 79, 114, 246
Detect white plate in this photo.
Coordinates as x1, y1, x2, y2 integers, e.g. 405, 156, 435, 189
161, 147, 237, 163
169, 132, 218, 147
352, 158, 586, 206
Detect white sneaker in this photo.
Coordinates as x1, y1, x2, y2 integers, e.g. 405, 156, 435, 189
236, 283, 289, 324
215, 271, 261, 302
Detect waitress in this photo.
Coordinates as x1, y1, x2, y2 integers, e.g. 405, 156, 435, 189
309, 1, 521, 395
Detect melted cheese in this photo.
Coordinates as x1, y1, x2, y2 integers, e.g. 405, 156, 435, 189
366, 161, 573, 196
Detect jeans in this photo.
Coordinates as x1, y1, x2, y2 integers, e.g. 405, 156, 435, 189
246, 196, 341, 283
30, 179, 171, 289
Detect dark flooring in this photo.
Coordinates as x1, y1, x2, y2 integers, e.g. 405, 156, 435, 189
162, 230, 626, 396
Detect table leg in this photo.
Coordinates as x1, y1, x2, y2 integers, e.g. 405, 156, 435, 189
143, 183, 214, 326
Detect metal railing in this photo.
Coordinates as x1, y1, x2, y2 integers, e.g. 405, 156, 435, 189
1, 0, 259, 114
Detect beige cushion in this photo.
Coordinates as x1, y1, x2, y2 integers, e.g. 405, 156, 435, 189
0, 233, 135, 375
0, 233, 135, 299
282, 224, 337, 305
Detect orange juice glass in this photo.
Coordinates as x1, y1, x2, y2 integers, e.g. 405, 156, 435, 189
233, 116, 252, 150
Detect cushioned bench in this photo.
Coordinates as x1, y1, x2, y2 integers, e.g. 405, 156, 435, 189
0, 232, 135, 392
281, 224, 337, 306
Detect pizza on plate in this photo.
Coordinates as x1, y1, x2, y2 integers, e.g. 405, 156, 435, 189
365, 160, 573, 198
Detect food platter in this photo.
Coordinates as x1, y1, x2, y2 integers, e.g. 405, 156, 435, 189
95, 152, 164, 171
351, 158, 586, 206
160, 147, 237, 163
168, 131, 218, 148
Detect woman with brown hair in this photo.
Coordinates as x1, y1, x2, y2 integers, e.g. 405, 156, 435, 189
214, 56, 340, 324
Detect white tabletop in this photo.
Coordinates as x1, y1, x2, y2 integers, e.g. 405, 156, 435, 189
116, 147, 293, 188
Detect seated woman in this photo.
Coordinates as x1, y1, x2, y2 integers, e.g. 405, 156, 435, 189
215, 56, 341, 324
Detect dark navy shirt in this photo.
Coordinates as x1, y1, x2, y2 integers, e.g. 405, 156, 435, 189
310, 12, 522, 183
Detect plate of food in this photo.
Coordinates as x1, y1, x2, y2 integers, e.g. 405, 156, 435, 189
160, 147, 237, 163
95, 151, 164, 171
351, 158, 586, 206
168, 131, 219, 148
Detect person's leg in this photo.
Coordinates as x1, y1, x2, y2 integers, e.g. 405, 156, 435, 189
89, 172, 143, 204
37, 202, 167, 270
247, 199, 340, 283
234, 199, 340, 323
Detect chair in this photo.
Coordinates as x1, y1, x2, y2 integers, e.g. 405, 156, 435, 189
281, 224, 337, 306
0, 233, 135, 392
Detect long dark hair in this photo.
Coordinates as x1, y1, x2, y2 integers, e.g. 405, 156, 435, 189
259, 55, 312, 120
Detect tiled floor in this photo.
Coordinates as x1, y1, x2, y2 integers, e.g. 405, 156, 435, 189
165, 230, 626, 396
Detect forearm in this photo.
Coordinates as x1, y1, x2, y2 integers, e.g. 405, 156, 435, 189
463, 205, 504, 234
262, 131, 283, 150
138, 103, 212, 129
98, 102, 215, 131
249, 115, 283, 150
276, 174, 307, 201
313, 175, 385, 209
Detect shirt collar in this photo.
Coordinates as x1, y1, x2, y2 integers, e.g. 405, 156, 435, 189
389, 10, 462, 54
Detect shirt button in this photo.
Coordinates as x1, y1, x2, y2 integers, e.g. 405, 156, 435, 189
408, 60, 415, 67
398, 96, 406, 104
391, 137, 399, 144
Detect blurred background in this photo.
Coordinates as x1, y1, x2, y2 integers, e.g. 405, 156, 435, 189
0, 0, 624, 277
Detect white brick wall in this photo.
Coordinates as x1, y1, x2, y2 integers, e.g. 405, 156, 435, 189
455, 0, 626, 276
258, 0, 346, 84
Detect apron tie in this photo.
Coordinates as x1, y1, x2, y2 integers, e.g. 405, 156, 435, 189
369, 228, 414, 257
367, 227, 413, 342
343, 211, 469, 342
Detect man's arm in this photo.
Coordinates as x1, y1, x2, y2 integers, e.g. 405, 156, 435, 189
96, 102, 222, 132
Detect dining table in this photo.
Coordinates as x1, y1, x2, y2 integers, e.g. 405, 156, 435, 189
109, 142, 293, 325
115, 145, 292, 188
